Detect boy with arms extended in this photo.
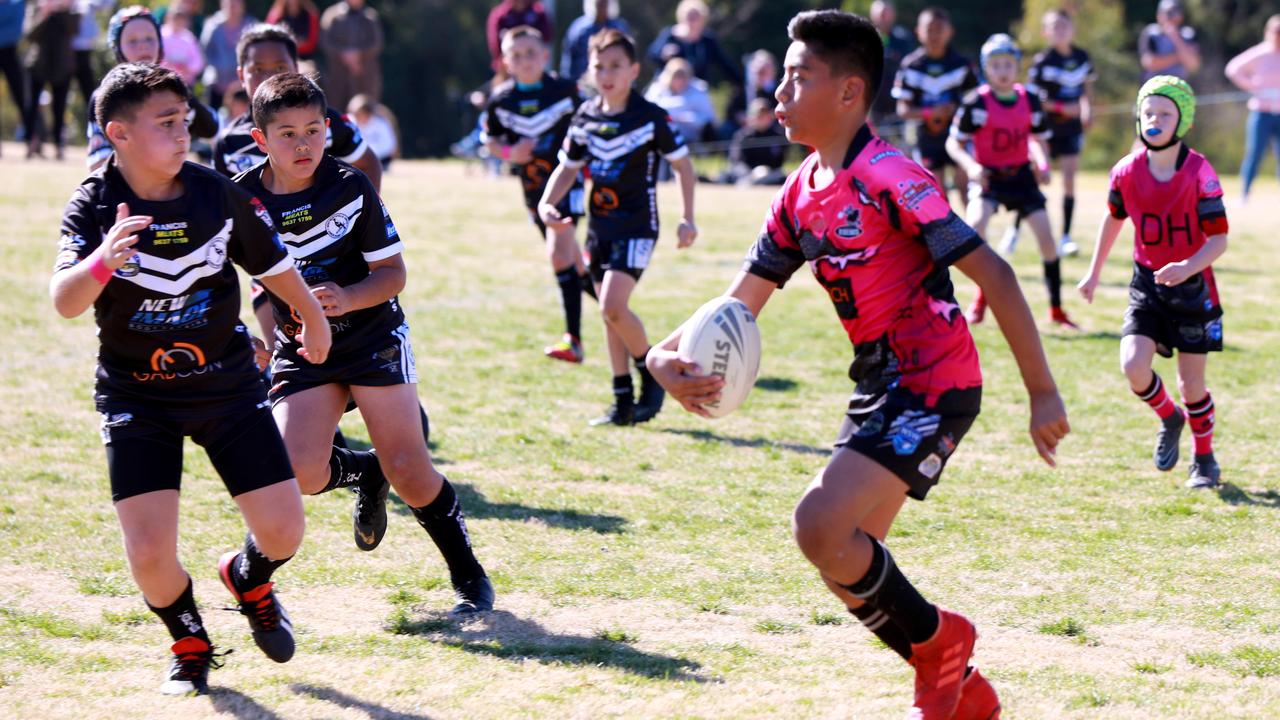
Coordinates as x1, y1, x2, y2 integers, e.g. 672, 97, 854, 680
51, 64, 332, 695
1078, 77, 1226, 489
483, 25, 593, 364
947, 34, 1079, 330
648, 12, 1070, 719
235, 73, 494, 613
892, 7, 978, 208
539, 29, 698, 426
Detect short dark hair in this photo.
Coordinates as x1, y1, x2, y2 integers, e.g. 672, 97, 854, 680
502, 24, 546, 47
919, 6, 951, 24
95, 63, 190, 129
237, 24, 298, 68
1043, 8, 1072, 23
252, 72, 327, 131
786, 10, 883, 109
588, 27, 637, 63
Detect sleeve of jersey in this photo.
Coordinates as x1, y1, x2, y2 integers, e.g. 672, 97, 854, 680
86, 119, 112, 169
55, 187, 103, 273
229, 190, 293, 278
950, 98, 980, 141
1106, 164, 1129, 219
361, 184, 405, 262
656, 112, 690, 161
1028, 95, 1051, 139
557, 121, 590, 169
742, 191, 805, 288
479, 99, 504, 144
1196, 162, 1228, 236
897, 163, 982, 265
332, 112, 371, 165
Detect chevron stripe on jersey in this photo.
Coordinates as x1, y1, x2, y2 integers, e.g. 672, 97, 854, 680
116, 219, 234, 296
896, 66, 972, 99
492, 97, 576, 139
277, 195, 364, 259
564, 121, 657, 164
1034, 62, 1092, 90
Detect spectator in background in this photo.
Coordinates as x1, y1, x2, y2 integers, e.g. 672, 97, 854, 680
0, 0, 33, 153
870, 0, 914, 132
155, 0, 203, 39
645, 57, 716, 145
349, 92, 397, 169
646, 0, 739, 88
266, 0, 319, 65
200, 0, 255, 110
223, 83, 247, 118
71, 0, 114, 115
724, 49, 776, 138
161, 4, 204, 86
486, 0, 552, 78
1140, 0, 1200, 81
1226, 14, 1280, 203
23, 0, 78, 160
320, 0, 382, 110
561, 0, 628, 86
719, 97, 786, 186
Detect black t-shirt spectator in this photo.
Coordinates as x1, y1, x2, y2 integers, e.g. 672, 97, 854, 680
646, 26, 740, 87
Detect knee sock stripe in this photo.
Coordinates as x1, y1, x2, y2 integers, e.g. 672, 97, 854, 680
1136, 375, 1163, 401
846, 538, 893, 601
859, 609, 891, 631
1187, 400, 1214, 416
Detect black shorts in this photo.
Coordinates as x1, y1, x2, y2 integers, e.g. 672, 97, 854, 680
834, 385, 982, 501
914, 131, 955, 170
1047, 118, 1084, 159
101, 400, 294, 502
979, 164, 1047, 215
529, 184, 585, 236
270, 321, 417, 403
1122, 264, 1223, 356
586, 229, 656, 284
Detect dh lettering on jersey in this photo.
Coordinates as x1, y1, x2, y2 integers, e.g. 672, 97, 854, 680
1139, 212, 1193, 247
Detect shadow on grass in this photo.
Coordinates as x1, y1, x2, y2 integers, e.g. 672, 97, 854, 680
291, 683, 436, 719
754, 376, 798, 392
1043, 330, 1124, 342
388, 484, 628, 534
1216, 484, 1280, 508
209, 688, 283, 720
389, 609, 705, 682
660, 427, 830, 457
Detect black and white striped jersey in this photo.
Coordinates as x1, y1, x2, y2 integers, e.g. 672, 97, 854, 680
892, 48, 979, 139
234, 155, 405, 359
214, 107, 369, 178
483, 74, 582, 201
56, 160, 292, 418
1026, 46, 1094, 128
558, 90, 688, 240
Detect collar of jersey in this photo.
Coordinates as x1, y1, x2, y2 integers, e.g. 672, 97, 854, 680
516, 80, 544, 92
841, 124, 875, 169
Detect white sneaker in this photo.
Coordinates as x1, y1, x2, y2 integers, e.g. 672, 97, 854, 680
998, 226, 1019, 255
1059, 235, 1080, 257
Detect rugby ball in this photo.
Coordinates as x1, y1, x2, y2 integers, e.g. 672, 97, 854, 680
676, 296, 762, 418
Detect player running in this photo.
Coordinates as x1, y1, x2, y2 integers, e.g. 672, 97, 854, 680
482, 25, 594, 364
235, 73, 494, 613
892, 7, 978, 208
539, 28, 698, 426
51, 64, 331, 695
947, 33, 1079, 330
1078, 76, 1227, 489
648, 12, 1068, 719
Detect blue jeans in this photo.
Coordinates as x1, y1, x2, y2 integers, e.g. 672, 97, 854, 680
1241, 110, 1280, 197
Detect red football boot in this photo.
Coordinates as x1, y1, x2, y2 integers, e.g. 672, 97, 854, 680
544, 333, 584, 363
954, 666, 1001, 720
905, 608, 977, 719
1050, 306, 1080, 330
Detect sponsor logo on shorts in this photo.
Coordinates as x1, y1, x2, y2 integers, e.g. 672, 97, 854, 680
1207, 319, 1222, 342
881, 410, 942, 456
855, 412, 885, 438
627, 238, 656, 269
936, 433, 957, 458
1179, 324, 1204, 343
918, 453, 943, 479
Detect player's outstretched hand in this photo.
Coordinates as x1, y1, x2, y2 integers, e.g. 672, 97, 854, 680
311, 282, 350, 317
538, 202, 572, 231
1077, 273, 1099, 303
296, 316, 331, 365
1154, 261, 1193, 287
646, 347, 724, 418
677, 219, 698, 249
1029, 389, 1070, 467
101, 202, 150, 270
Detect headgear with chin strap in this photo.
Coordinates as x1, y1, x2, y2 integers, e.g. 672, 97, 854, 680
1135, 75, 1196, 150
980, 33, 1021, 68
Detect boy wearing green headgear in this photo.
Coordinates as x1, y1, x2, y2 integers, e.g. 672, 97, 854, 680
1078, 75, 1228, 489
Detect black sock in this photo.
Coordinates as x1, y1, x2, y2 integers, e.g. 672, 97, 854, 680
232, 533, 292, 592
634, 351, 653, 388
147, 576, 210, 644
840, 536, 939, 645
1062, 195, 1075, 237
613, 374, 634, 408
410, 477, 485, 585
332, 427, 348, 449
580, 272, 597, 301
1043, 258, 1062, 309
320, 447, 383, 494
849, 603, 913, 661
555, 266, 583, 340
419, 403, 431, 447
1013, 213, 1022, 231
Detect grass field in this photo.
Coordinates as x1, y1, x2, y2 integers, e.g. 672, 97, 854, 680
1, 145, 1279, 719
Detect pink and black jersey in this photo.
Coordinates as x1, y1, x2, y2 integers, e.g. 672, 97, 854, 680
745, 126, 984, 407
1107, 146, 1228, 271
951, 84, 1050, 168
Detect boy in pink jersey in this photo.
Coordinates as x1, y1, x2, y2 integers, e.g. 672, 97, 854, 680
1078, 76, 1227, 489
946, 34, 1079, 330
647, 11, 1069, 719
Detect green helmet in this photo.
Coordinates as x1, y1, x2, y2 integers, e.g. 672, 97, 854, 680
1136, 75, 1196, 140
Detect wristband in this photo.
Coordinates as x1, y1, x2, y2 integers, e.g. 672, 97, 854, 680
1036, 163, 1050, 175
921, 107, 934, 121
88, 254, 114, 284
1053, 101, 1064, 114
501, 145, 511, 161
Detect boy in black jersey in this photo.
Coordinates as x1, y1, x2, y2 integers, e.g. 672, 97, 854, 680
236, 73, 494, 615
483, 26, 593, 364
892, 7, 978, 208
539, 29, 698, 426
51, 64, 332, 695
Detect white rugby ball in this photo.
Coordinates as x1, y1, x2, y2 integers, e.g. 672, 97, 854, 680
676, 296, 762, 418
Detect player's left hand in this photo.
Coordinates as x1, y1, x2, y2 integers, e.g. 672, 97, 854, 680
677, 219, 698, 248
1029, 389, 1070, 467
1154, 261, 1193, 287
1036, 166, 1052, 185
311, 282, 351, 317
250, 335, 272, 372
